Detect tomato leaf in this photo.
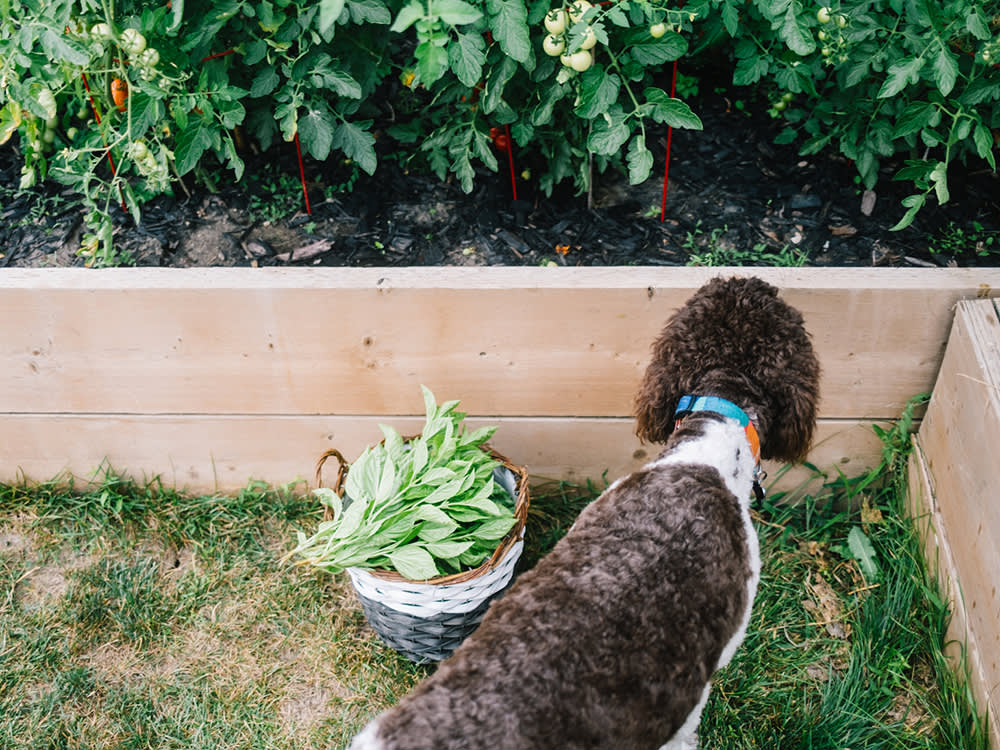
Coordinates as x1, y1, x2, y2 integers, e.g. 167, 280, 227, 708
877, 56, 923, 99
931, 45, 959, 97
174, 121, 214, 175
434, 0, 483, 26
319, 0, 346, 35
588, 111, 630, 155
973, 123, 996, 170
643, 88, 703, 130
629, 30, 687, 65
390, 0, 423, 32
626, 134, 654, 184
486, 0, 531, 63
332, 119, 377, 174
574, 67, 620, 119
780, 3, 815, 56
449, 30, 486, 87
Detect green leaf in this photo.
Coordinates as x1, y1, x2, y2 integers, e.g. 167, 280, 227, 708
332, 120, 377, 174
877, 57, 923, 99
889, 193, 926, 231
932, 45, 959, 97
974, 123, 996, 170
40, 28, 89, 65
434, 0, 483, 25
167, 0, 185, 30
424, 539, 475, 560
574, 67, 620, 119
174, 122, 214, 175
892, 102, 935, 139
416, 39, 449, 86
390, 0, 424, 32
929, 161, 949, 205
333, 496, 368, 539
487, 0, 531, 62
780, 4, 815, 56
630, 31, 687, 65
389, 546, 440, 580
472, 516, 517, 541
319, 0, 346, 34
588, 112, 630, 156
720, 0, 739, 35
251, 66, 280, 98
348, 0, 392, 23
965, 8, 991, 40
314, 488, 343, 521
299, 107, 336, 160
847, 526, 881, 582
626, 134, 653, 184
734, 54, 769, 86
449, 30, 486, 87
643, 88, 703, 129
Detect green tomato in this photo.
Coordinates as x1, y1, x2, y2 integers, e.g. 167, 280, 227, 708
567, 49, 593, 71
567, 0, 591, 23
544, 8, 567, 35
579, 25, 597, 50
835, 13, 847, 27
543, 34, 565, 56
816, 6, 831, 23
781, 91, 795, 102
90, 22, 112, 40
649, 22, 668, 38
138, 48, 160, 68
120, 28, 146, 55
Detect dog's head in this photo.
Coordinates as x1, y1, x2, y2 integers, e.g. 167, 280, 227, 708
634, 276, 820, 462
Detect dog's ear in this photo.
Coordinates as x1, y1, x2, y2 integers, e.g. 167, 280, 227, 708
759, 350, 821, 463
634, 347, 681, 445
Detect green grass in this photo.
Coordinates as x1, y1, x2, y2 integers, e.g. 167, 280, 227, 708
0, 419, 988, 749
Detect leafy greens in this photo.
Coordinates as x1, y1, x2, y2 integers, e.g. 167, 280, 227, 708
290, 386, 517, 580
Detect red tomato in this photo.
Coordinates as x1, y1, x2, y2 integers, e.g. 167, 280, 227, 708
111, 78, 128, 111
494, 133, 509, 151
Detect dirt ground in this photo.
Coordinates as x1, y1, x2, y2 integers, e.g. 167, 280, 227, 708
2, 70, 998, 270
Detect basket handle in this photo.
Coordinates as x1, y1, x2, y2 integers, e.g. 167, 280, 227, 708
314, 448, 349, 496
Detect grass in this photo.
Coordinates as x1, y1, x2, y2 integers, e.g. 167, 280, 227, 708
0, 417, 988, 749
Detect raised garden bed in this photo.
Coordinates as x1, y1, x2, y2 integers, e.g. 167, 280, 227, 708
3, 265, 999, 743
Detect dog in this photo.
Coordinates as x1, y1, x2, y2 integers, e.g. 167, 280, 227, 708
349, 276, 820, 750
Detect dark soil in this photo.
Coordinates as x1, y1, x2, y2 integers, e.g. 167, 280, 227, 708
2, 73, 998, 269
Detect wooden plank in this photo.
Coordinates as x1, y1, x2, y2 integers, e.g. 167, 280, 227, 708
908, 436, 1000, 750
0, 415, 885, 497
2, 267, 997, 419
914, 298, 1000, 746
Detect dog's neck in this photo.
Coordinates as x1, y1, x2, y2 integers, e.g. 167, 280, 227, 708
674, 394, 766, 500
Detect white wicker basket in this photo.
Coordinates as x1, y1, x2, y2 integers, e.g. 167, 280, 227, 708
314, 448, 530, 663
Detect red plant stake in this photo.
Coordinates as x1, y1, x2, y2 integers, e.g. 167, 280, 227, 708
660, 58, 679, 222
294, 131, 312, 215
504, 124, 518, 201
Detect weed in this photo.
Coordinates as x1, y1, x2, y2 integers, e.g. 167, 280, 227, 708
929, 221, 999, 259
683, 222, 809, 267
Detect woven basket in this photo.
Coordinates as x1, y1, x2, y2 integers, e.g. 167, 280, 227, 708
314, 445, 530, 663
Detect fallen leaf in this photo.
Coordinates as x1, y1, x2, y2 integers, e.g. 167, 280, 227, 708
804, 574, 851, 639
860, 498, 883, 526
860, 189, 877, 216
829, 224, 858, 236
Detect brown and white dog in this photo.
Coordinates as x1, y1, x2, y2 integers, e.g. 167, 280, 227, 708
349, 276, 820, 750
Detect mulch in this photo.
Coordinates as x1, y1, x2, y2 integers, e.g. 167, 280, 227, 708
2, 74, 998, 270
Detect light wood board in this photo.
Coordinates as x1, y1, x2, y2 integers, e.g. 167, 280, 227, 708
909, 298, 1000, 748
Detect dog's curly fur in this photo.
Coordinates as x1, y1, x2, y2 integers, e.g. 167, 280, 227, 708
349, 276, 820, 750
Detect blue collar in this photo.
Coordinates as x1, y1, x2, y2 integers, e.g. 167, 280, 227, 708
674, 395, 766, 501
675, 395, 751, 426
